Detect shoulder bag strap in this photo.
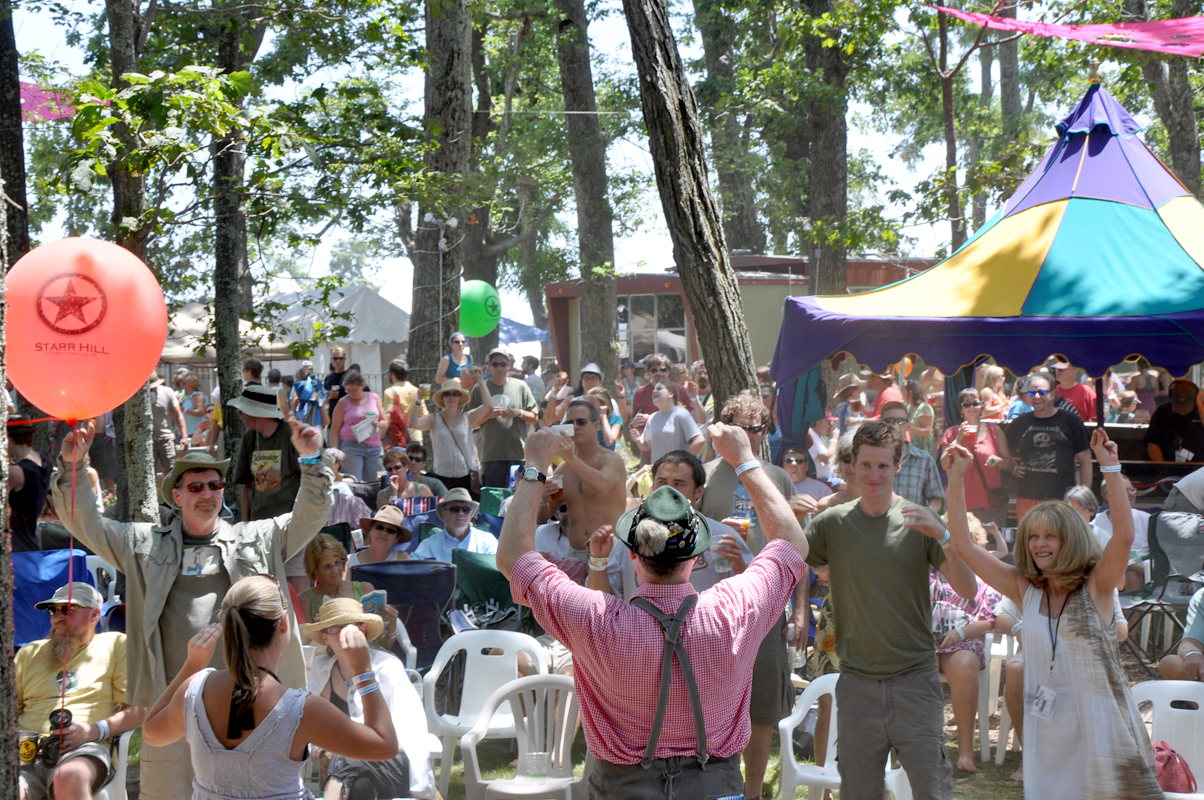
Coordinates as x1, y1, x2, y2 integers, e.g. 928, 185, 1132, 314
441, 413, 472, 471
630, 593, 707, 768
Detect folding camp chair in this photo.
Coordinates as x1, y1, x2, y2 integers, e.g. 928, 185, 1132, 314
451, 550, 525, 631
13, 549, 95, 646
351, 560, 457, 669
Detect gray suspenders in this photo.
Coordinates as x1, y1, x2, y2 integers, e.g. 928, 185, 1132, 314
630, 594, 709, 769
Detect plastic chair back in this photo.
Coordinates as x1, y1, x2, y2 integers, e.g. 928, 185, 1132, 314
424, 630, 548, 735
13, 549, 94, 646
86, 555, 118, 601
351, 560, 456, 669
1132, 680, 1204, 784
778, 673, 841, 797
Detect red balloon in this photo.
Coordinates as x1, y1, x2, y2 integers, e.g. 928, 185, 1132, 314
8, 238, 168, 420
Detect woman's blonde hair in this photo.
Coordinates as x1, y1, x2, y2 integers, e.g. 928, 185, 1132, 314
982, 365, 1005, 391
304, 533, 348, 582
1012, 501, 1102, 591
945, 512, 988, 547
220, 576, 286, 721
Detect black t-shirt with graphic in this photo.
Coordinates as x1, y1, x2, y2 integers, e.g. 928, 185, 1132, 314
1006, 409, 1090, 501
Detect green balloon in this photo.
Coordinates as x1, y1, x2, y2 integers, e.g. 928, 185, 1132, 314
460, 280, 502, 337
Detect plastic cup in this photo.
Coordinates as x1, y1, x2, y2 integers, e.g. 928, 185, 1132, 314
710, 542, 732, 574
526, 751, 549, 783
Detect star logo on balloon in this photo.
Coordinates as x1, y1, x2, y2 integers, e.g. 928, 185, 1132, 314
36, 274, 107, 334
484, 295, 501, 319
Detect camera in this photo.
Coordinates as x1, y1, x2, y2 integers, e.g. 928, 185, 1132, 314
40, 709, 72, 768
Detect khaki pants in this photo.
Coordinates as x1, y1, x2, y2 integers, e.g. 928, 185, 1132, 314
835, 668, 953, 800
139, 739, 195, 800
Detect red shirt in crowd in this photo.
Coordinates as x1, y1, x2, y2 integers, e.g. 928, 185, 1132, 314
1057, 382, 1097, 422
509, 540, 805, 765
869, 385, 903, 419
630, 382, 696, 417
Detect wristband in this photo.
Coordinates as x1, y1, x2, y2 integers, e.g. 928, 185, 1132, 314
1185, 650, 1203, 660
589, 556, 608, 567
352, 672, 376, 685
356, 682, 381, 697
94, 719, 110, 741
1100, 464, 1122, 473
735, 460, 762, 477
588, 563, 608, 572
938, 530, 951, 548
1011, 622, 1023, 637
298, 452, 323, 465
954, 626, 966, 642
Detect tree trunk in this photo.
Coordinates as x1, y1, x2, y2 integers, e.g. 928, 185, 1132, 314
0, 0, 29, 262
803, 0, 848, 295
409, 0, 473, 387
0, 149, 18, 800
938, 14, 965, 250
620, 0, 758, 411
1126, 0, 1201, 198
106, 0, 157, 523
971, 46, 993, 230
461, 23, 500, 356
997, 3, 1021, 133
691, 0, 764, 253
553, 0, 618, 381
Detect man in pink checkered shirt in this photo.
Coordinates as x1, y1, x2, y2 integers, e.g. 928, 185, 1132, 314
499, 424, 808, 799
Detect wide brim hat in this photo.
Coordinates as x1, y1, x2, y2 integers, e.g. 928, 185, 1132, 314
359, 504, 412, 543
579, 362, 604, 380
227, 384, 286, 419
303, 597, 385, 642
615, 486, 711, 563
36, 582, 104, 610
436, 488, 479, 524
833, 373, 865, 399
180, 373, 202, 390
432, 379, 468, 409
162, 452, 231, 505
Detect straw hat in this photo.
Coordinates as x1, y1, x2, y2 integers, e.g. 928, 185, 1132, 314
302, 597, 385, 643
432, 379, 469, 408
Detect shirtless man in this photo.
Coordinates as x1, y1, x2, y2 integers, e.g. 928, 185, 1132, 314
544, 398, 627, 547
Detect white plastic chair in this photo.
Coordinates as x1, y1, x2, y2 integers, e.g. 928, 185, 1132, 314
395, 618, 417, 672
461, 675, 581, 800
1132, 680, 1204, 799
423, 630, 548, 800
95, 730, 133, 800
778, 673, 913, 799
86, 555, 118, 602
992, 634, 1021, 765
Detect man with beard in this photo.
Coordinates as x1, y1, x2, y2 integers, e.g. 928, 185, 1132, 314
17, 583, 146, 800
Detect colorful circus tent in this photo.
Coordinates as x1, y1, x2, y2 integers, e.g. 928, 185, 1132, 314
769, 80, 1204, 447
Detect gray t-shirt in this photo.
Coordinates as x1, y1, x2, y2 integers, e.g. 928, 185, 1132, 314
643, 405, 701, 463
468, 379, 538, 462
806, 497, 946, 679
161, 534, 232, 678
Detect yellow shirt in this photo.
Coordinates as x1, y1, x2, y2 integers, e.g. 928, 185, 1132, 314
383, 382, 427, 425
17, 632, 128, 737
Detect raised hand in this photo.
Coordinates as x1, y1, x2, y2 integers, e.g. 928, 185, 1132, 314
59, 420, 96, 463
589, 525, 615, 558
710, 422, 755, 468
901, 503, 945, 540
289, 417, 323, 456
940, 442, 973, 476
1091, 428, 1120, 467
185, 624, 222, 672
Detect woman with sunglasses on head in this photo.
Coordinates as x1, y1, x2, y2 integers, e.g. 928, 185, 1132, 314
434, 332, 472, 386
296, 534, 377, 639
142, 575, 399, 800
939, 387, 1014, 529
406, 379, 490, 495
632, 380, 704, 462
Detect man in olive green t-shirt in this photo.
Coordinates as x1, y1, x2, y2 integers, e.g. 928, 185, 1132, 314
805, 420, 977, 799
468, 347, 539, 488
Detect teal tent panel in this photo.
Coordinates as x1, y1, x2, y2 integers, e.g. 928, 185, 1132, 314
1020, 198, 1204, 317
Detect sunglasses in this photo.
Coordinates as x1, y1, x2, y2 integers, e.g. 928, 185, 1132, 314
442, 392, 463, 400
882, 417, 908, 426
783, 457, 806, 465
331, 356, 346, 361
45, 605, 82, 617
1027, 389, 1050, 397
183, 480, 226, 493
371, 523, 403, 536
385, 464, 406, 472
323, 623, 351, 635
738, 423, 766, 434
319, 559, 347, 572
444, 505, 474, 514
489, 361, 509, 368
409, 456, 426, 463
961, 402, 982, 408
567, 417, 593, 427
649, 367, 669, 374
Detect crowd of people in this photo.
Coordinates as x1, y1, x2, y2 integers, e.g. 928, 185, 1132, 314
9, 337, 1204, 800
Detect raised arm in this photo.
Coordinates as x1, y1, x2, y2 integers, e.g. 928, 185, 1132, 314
497, 431, 562, 578
942, 443, 1027, 608
555, 433, 626, 497
55, 421, 134, 569
1088, 429, 1133, 607
710, 423, 807, 558
143, 625, 222, 746
278, 419, 334, 561
434, 356, 450, 387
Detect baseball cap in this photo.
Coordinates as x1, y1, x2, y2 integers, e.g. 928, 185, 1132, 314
36, 582, 104, 610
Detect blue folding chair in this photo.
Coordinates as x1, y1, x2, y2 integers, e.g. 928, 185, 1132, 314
351, 560, 457, 669
13, 549, 95, 646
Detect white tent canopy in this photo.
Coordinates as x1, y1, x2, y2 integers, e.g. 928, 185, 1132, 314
162, 286, 410, 387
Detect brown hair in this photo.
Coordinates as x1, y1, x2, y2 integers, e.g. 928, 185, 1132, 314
653, 380, 681, 405
220, 576, 286, 721
567, 397, 600, 422
958, 387, 981, 405
645, 353, 671, 370
584, 387, 614, 414
382, 447, 410, 469
304, 533, 349, 581
851, 419, 904, 464
1012, 501, 1102, 591
720, 389, 769, 426
342, 370, 365, 388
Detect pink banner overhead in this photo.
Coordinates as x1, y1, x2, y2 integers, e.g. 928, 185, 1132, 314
19, 81, 75, 121
931, 6, 1204, 58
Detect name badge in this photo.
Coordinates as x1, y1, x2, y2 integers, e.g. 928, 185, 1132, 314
1031, 684, 1057, 720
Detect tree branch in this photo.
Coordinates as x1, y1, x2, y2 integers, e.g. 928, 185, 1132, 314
484, 191, 562, 256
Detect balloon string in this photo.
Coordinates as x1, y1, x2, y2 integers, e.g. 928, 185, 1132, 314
5, 416, 65, 426
55, 421, 79, 800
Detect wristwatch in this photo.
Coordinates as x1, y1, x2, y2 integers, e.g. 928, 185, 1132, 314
519, 466, 546, 484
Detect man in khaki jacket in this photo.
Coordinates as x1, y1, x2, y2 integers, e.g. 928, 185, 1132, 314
53, 418, 332, 800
